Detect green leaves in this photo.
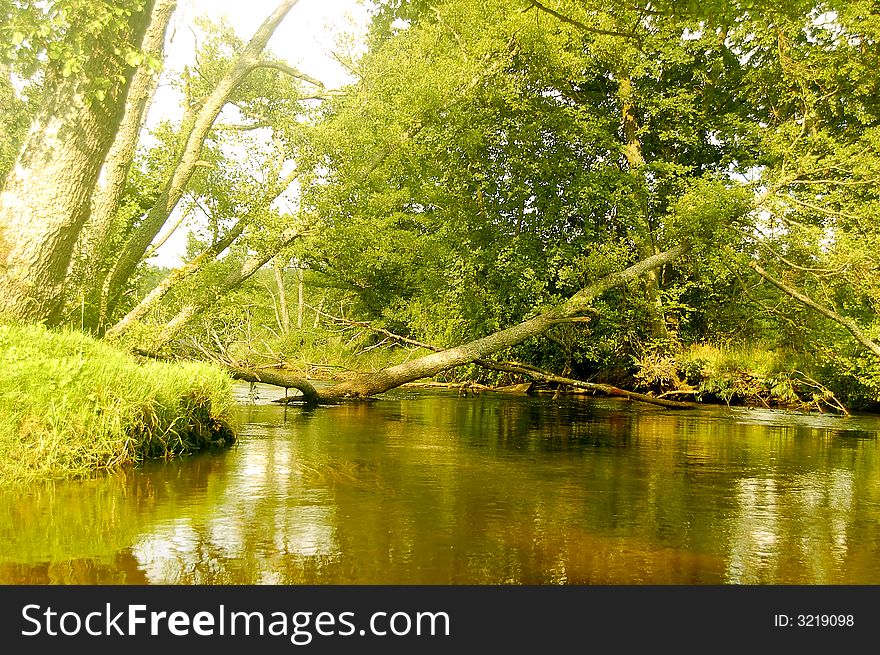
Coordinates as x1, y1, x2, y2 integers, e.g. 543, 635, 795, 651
666, 178, 753, 248
1, 0, 151, 96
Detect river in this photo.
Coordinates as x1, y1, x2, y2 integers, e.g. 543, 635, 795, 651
2, 383, 879, 584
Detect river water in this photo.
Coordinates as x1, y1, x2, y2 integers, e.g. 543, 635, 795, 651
2, 383, 879, 584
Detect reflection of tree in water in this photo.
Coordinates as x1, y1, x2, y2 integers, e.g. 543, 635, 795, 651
0, 452, 232, 583
724, 464, 880, 584
3, 393, 880, 584
130, 436, 344, 584
0, 551, 149, 584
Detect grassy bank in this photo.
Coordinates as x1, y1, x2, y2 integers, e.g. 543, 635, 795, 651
0, 323, 236, 484
632, 342, 872, 413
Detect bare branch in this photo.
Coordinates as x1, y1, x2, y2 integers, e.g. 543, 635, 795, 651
472, 360, 699, 410
251, 59, 326, 88
525, 0, 637, 39
779, 194, 864, 222
214, 122, 273, 131
754, 239, 844, 276
788, 178, 880, 187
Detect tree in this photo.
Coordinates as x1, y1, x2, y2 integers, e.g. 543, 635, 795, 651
69, 0, 177, 329
0, 0, 156, 324
289, 0, 754, 376
673, 0, 880, 402
95, 0, 320, 330
100, 13, 322, 342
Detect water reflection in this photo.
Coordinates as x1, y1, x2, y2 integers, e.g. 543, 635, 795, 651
1, 386, 879, 584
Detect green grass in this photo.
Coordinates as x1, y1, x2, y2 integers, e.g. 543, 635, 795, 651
634, 341, 851, 411
0, 323, 236, 483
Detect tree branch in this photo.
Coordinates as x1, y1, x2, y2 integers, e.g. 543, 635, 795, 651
749, 261, 880, 360
250, 60, 326, 89
475, 360, 700, 409
525, 0, 637, 39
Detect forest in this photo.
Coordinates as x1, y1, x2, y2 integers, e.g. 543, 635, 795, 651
2, 0, 880, 481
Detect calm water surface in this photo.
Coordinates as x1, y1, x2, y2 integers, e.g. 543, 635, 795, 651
2, 383, 880, 584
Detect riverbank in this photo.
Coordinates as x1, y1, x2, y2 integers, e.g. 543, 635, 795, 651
630, 343, 880, 414
233, 337, 877, 414
0, 323, 236, 484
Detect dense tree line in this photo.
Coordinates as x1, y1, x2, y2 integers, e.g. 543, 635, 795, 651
1, 0, 878, 407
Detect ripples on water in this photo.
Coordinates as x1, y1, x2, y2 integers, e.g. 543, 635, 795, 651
1, 384, 879, 584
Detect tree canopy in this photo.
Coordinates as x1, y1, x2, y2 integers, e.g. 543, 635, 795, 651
1, 0, 879, 409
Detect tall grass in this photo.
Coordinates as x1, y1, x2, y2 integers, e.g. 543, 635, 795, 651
634, 341, 849, 411
0, 323, 236, 483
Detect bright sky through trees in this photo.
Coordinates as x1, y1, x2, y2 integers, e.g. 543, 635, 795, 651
149, 0, 372, 266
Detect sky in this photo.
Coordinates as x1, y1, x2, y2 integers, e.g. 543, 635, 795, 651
146, 0, 374, 266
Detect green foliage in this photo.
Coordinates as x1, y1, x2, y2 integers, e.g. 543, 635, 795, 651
0, 65, 29, 182
633, 341, 855, 411
0, 322, 236, 483
286, 0, 761, 370
0, 0, 152, 82
56, 0, 879, 411
664, 179, 753, 249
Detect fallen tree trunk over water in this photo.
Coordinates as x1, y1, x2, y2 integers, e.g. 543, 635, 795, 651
228, 244, 687, 404
476, 360, 700, 410
227, 366, 320, 404
301, 309, 695, 409
135, 347, 324, 405
318, 244, 686, 400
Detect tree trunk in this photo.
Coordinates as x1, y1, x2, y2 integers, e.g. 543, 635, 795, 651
315, 244, 686, 399
72, 0, 177, 331
296, 267, 304, 329
0, 1, 156, 325
231, 245, 685, 401
274, 261, 291, 334
475, 360, 699, 409
105, 163, 301, 340
228, 366, 319, 404
619, 75, 668, 340
103, 217, 248, 340
98, 0, 301, 325
313, 293, 327, 328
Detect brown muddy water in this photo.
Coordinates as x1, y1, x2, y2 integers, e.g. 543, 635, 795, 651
2, 382, 880, 584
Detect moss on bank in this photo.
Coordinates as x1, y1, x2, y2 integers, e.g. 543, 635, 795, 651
0, 323, 236, 483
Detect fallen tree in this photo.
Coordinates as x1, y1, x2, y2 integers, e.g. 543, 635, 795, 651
227, 243, 688, 404
474, 360, 700, 410
278, 304, 699, 409
228, 365, 320, 404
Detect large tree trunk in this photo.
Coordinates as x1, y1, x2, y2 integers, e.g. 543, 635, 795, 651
71, 0, 177, 331
0, 1, 156, 325
319, 244, 687, 399
226, 245, 685, 403
98, 0, 302, 326
619, 75, 668, 340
